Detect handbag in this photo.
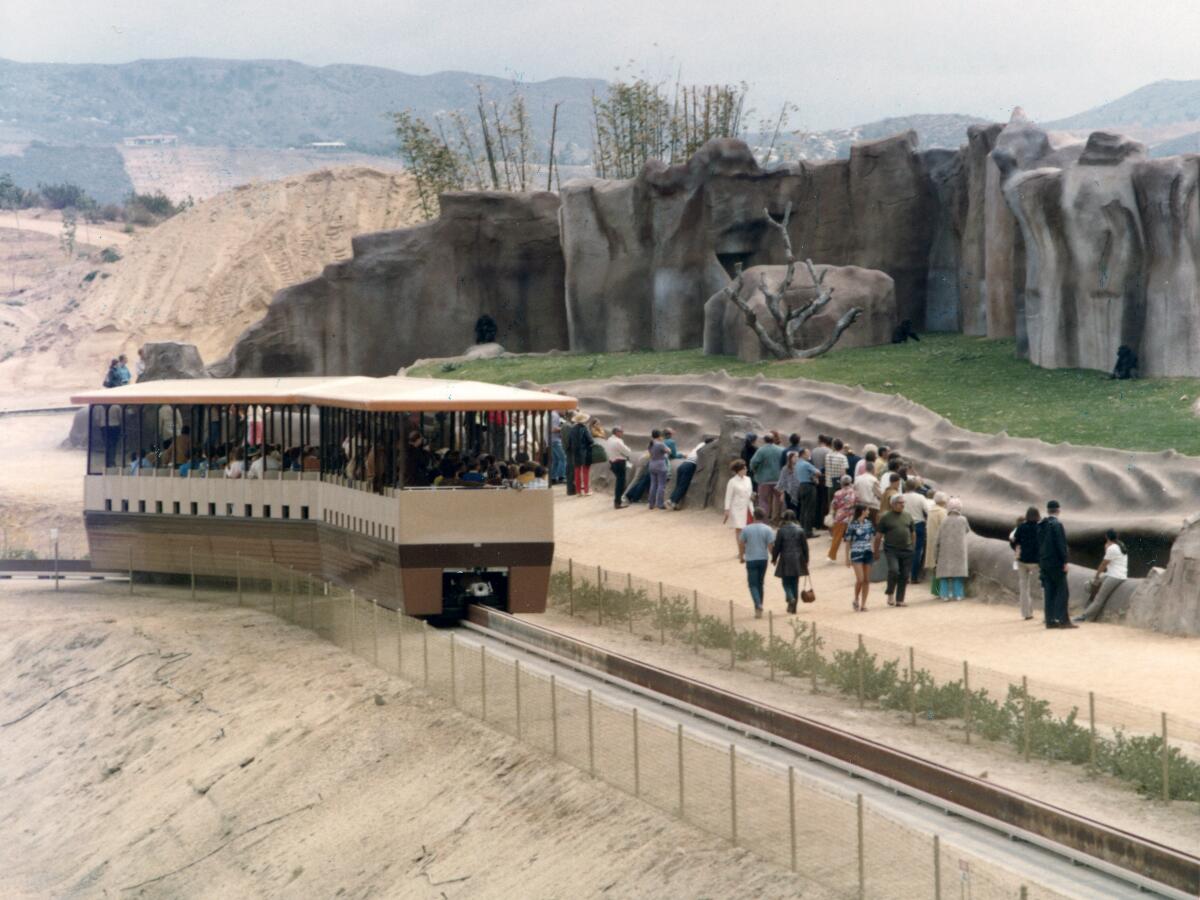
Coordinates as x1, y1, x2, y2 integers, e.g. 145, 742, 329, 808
823, 513, 834, 529
800, 575, 816, 604
590, 443, 608, 464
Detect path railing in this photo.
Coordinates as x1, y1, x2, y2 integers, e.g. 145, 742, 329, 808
551, 557, 1200, 807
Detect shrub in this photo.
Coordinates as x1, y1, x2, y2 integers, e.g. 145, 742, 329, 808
99, 246, 121, 263
38, 182, 95, 211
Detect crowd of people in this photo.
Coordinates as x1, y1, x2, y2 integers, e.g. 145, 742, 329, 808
566, 417, 1127, 629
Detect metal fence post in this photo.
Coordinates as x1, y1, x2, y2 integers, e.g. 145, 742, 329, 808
1162, 712, 1170, 803
676, 722, 685, 817
768, 610, 775, 681
128, 547, 133, 596
692, 590, 699, 653
586, 689, 595, 776
1022, 675, 1031, 762
729, 743, 738, 845
810, 623, 819, 693
514, 659, 522, 740
963, 660, 971, 745
396, 609, 403, 676
728, 601, 735, 670
1088, 691, 1096, 773
932, 834, 941, 900
909, 646, 917, 726
449, 633, 457, 706
632, 707, 641, 797
189, 547, 195, 600
236, 552, 242, 606
480, 645, 487, 722
550, 674, 559, 758
857, 634, 865, 708
658, 582, 665, 643
856, 793, 865, 900
422, 622, 429, 687
1019, 886, 1028, 900
788, 766, 797, 872
371, 599, 379, 664
568, 558, 574, 616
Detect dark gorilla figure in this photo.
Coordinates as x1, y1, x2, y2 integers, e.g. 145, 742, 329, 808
891, 320, 920, 344
474, 314, 498, 345
1111, 345, 1138, 380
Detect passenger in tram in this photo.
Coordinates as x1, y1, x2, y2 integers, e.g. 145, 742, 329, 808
265, 445, 283, 473
128, 450, 151, 475
171, 425, 192, 466
224, 447, 245, 479
158, 404, 182, 447
530, 465, 549, 489
302, 446, 320, 472
247, 449, 265, 480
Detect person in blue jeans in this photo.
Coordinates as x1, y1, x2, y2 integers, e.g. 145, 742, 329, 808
739, 507, 776, 618
549, 408, 567, 484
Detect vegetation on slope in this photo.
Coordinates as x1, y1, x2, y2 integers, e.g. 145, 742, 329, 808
411, 334, 1200, 455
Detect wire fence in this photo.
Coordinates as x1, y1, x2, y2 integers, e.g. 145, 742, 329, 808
549, 557, 1200, 808
115, 552, 1093, 898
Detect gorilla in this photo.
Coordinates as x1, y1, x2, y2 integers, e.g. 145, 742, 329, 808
1111, 345, 1138, 380
891, 320, 920, 344
474, 314, 498, 345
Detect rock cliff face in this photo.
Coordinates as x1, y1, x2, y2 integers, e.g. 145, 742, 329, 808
215, 192, 568, 376
703, 263, 896, 362
561, 133, 938, 353
1001, 131, 1200, 376
1128, 515, 1200, 635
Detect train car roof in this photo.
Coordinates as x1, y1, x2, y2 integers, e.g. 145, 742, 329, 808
71, 375, 578, 412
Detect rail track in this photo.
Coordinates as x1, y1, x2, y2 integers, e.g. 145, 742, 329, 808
464, 604, 1199, 899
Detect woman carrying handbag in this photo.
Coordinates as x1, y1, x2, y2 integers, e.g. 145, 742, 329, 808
771, 510, 810, 614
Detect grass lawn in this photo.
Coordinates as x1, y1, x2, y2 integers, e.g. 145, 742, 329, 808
409, 334, 1200, 455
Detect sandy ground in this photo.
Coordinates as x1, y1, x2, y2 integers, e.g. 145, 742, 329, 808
0, 581, 819, 898
0, 167, 422, 401
0, 411, 87, 559
551, 492, 1200, 724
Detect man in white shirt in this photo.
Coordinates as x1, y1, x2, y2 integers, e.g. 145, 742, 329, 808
604, 426, 633, 509
902, 477, 931, 583
854, 469, 881, 523
666, 437, 714, 510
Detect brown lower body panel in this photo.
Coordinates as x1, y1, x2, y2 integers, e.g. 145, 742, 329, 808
468, 605, 1200, 897
84, 512, 551, 616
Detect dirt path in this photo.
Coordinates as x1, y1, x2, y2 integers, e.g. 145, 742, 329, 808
2, 209, 133, 246
0, 582, 818, 898
552, 492, 1200, 725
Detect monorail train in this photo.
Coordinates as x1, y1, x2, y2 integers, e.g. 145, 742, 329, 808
71, 376, 578, 617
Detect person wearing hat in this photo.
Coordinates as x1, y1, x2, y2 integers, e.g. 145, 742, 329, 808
873, 493, 915, 607
567, 411, 594, 496
934, 497, 970, 600
1038, 500, 1075, 628
605, 425, 633, 509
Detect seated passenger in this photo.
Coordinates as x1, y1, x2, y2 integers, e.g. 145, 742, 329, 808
460, 459, 486, 484
302, 447, 320, 472
530, 465, 549, 489
247, 451, 265, 480
225, 448, 245, 479
517, 463, 536, 486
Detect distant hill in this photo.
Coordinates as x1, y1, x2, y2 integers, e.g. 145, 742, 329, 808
781, 113, 990, 160
1045, 80, 1200, 132
0, 57, 604, 160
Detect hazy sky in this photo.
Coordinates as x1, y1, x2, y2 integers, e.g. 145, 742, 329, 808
4, 0, 1200, 129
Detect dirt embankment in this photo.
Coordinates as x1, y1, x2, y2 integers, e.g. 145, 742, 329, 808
0, 166, 422, 402
0, 582, 811, 898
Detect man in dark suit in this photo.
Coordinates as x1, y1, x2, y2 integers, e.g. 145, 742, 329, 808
1038, 500, 1076, 629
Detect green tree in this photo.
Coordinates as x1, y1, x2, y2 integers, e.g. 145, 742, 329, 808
393, 109, 466, 218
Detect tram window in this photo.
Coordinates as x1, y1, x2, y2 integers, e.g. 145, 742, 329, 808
282, 505, 290, 520
208, 503, 216, 517
264, 505, 271, 518
121, 499, 129, 512
190, 502, 198, 516
104, 499, 112, 511
156, 501, 163, 514
138, 500, 146, 513
301, 506, 309, 520
244, 504, 253, 518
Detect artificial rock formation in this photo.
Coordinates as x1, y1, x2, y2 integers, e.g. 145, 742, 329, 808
704, 263, 896, 362
141, 341, 210, 382
561, 134, 938, 354
1128, 515, 1200, 636
215, 192, 568, 376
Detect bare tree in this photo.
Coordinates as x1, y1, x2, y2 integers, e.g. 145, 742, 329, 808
710, 202, 862, 359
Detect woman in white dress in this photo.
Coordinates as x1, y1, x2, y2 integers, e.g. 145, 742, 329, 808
723, 459, 755, 562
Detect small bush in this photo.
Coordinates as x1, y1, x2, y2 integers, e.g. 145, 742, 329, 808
99, 246, 121, 263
